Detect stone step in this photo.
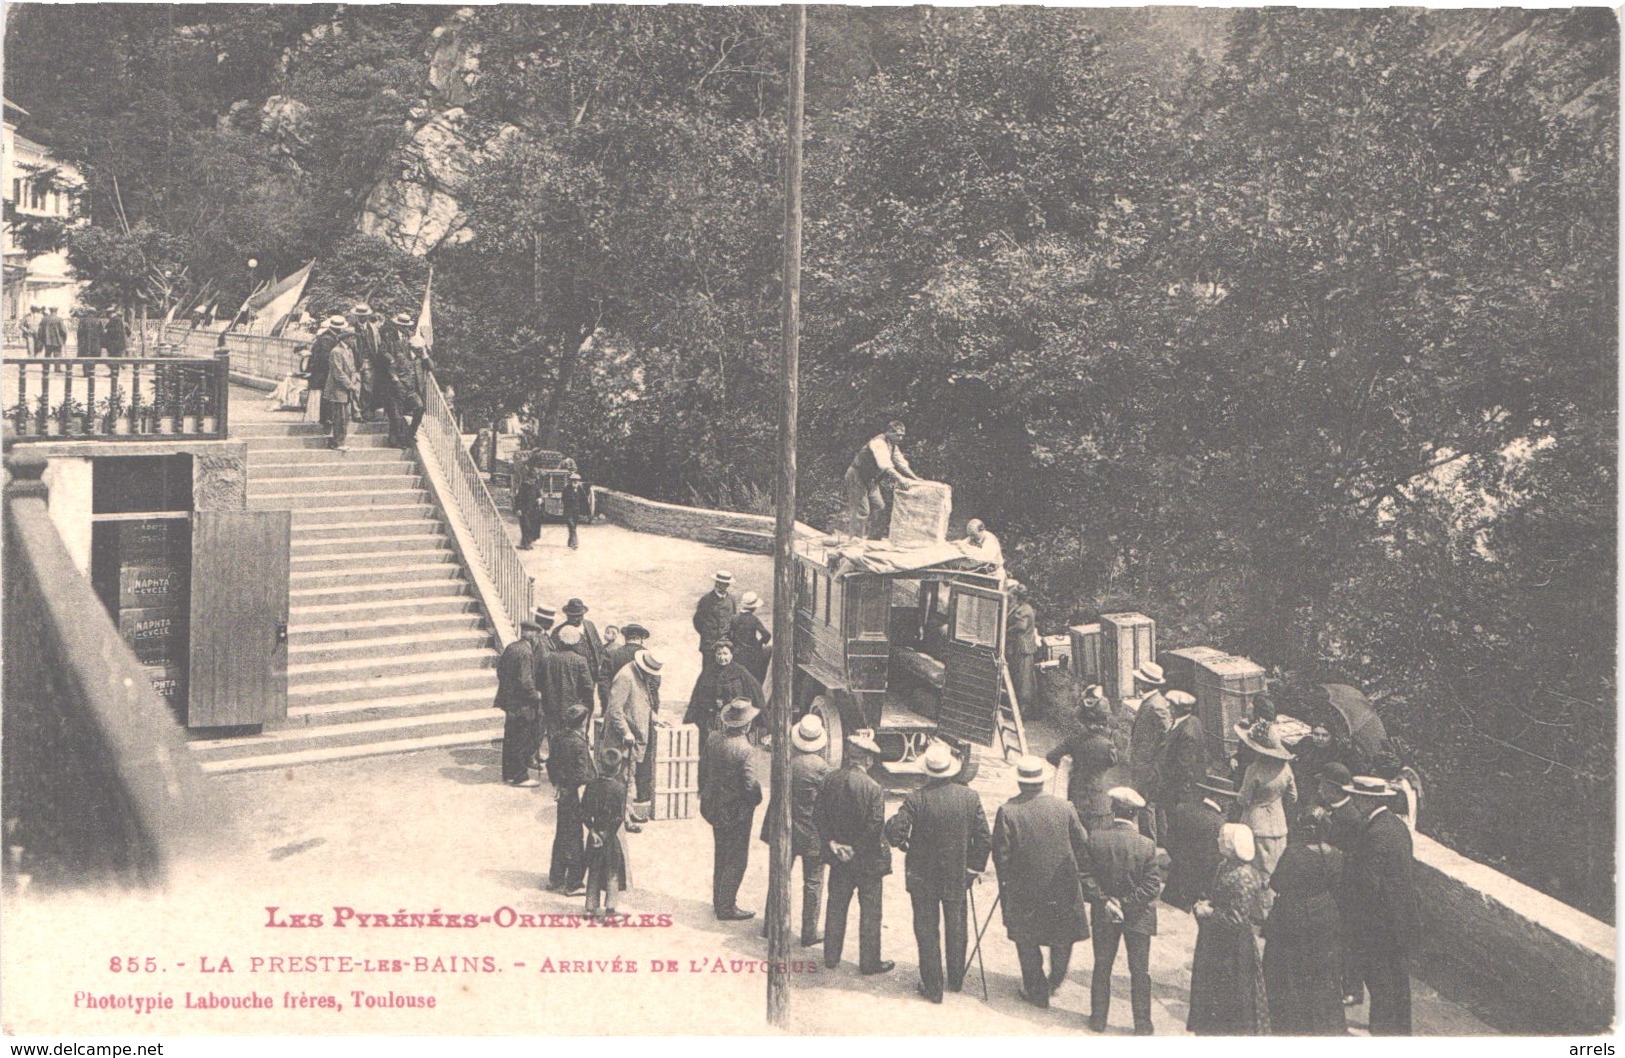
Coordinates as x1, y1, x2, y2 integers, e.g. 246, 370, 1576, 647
190, 709, 503, 768
291, 516, 443, 540
290, 611, 488, 647
250, 456, 414, 478
252, 488, 431, 511
290, 595, 482, 625
234, 421, 390, 439
289, 562, 462, 591
242, 433, 397, 452
251, 472, 423, 495
249, 444, 406, 464
288, 645, 496, 682
288, 665, 496, 708
289, 577, 469, 606
291, 546, 454, 573
280, 685, 497, 728
292, 530, 446, 556
289, 628, 492, 666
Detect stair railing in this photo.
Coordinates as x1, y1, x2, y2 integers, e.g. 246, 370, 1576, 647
417, 372, 534, 641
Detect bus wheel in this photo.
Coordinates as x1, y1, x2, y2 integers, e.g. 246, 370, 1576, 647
808, 694, 844, 769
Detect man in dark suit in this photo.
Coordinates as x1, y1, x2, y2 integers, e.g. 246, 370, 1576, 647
1046, 694, 1119, 835
816, 730, 893, 975
1127, 662, 1171, 843
102, 308, 127, 357
1155, 690, 1207, 814
539, 624, 596, 744
547, 705, 595, 894
495, 620, 544, 786
553, 598, 606, 708
602, 623, 650, 690
75, 309, 104, 358
699, 699, 763, 921
1343, 775, 1420, 1035
1162, 774, 1235, 912
992, 755, 1091, 1008
1080, 787, 1166, 1035
692, 571, 737, 669
885, 742, 990, 1002
727, 592, 772, 684
1318, 762, 1367, 1006
759, 713, 834, 946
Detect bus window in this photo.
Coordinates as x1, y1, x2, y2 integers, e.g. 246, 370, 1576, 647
952, 590, 1000, 649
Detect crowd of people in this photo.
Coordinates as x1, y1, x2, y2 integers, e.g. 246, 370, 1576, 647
295, 303, 433, 452
16, 304, 128, 357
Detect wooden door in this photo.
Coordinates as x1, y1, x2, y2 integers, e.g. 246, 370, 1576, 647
937, 583, 1006, 747
188, 509, 290, 727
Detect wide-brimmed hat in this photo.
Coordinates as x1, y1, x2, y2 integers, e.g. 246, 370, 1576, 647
534, 604, 557, 628
621, 623, 651, 640
720, 698, 760, 729
740, 591, 761, 611
922, 742, 961, 778
714, 570, 734, 585
1014, 755, 1052, 785
1167, 690, 1196, 712
598, 745, 625, 770
1133, 661, 1166, 687
562, 598, 588, 616
634, 650, 662, 676
350, 303, 373, 316
324, 314, 348, 329
391, 311, 414, 326
1196, 774, 1239, 799
1108, 785, 1146, 811
564, 704, 590, 728
790, 714, 828, 753
846, 728, 882, 756
1235, 718, 1295, 761
1343, 775, 1399, 798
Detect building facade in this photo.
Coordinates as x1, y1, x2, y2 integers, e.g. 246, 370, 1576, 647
3, 98, 85, 332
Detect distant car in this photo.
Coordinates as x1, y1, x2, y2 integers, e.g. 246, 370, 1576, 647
507, 448, 595, 522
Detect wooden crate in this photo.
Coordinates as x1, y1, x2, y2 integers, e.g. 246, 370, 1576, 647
1069, 623, 1102, 685
1099, 613, 1156, 704
653, 723, 702, 821
1195, 655, 1266, 767
1162, 646, 1228, 698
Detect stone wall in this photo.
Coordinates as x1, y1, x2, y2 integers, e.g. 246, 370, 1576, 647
1411, 832, 1614, 1034
594, 487, 822, 547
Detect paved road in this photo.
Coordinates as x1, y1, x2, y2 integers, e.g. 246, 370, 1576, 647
0, 515, 1495, 1036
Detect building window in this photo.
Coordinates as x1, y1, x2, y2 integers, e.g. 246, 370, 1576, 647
9, 178, 19, 203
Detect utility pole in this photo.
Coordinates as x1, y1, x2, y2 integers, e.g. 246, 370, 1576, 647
766, 3, 806, 1029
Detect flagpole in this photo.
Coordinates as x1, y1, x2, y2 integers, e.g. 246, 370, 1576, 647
767, 3, 806, 1029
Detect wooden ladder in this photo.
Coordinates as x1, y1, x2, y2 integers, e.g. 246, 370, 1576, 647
997, 661, 1029, 760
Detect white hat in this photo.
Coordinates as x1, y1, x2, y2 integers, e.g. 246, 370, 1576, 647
1167, 690, 1197, 711
1133, 661, 1166, 686
846, 728, 882, 756
1014, 755, 1052, 785
1343, 775, 1399, 798
634, 650, 662, 676
1219, 822, 1256, 864
791, 714, 828, 753
740, 591, 761, 611
556, 624, 583, 646
922, 742, 961, 778
1108, 786, 1146, 811
714, 570, 734, 584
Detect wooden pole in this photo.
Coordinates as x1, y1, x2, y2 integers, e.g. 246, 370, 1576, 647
767, 3, 806, 1029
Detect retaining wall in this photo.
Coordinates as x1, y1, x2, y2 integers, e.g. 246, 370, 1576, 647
594, 486, 822, 548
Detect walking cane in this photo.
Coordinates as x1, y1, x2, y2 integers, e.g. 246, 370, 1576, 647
964, 885, 1000, 1002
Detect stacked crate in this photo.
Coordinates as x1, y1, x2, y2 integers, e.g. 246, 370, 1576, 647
652, 723, 702, 821
1162, 646, 1228, 698
1194, 655, 1267, 767
1099, 613, 1156, 704
1069, 623, 1102, 687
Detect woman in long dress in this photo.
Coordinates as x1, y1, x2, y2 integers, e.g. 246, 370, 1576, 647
1234, 719, 1297, 877
1187, 823, 1271, 1036
1263, 806, 1348, 1035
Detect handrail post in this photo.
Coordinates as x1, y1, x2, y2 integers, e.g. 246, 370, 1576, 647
214, 350, 231, 438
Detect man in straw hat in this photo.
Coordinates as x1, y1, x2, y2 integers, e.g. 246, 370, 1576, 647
885, 743, 990, 1003
1080, 786, 1165, 1035
495, 619, 545, 787
547, 705, 595, 895
605, 649, 663, 816
347, 302, 382, 421
1155, 690, 1206, 814
699, 698, 763, 921
319, 315, 359, 451
1047, 689, 1119, 836
1316, 761, 1366, 1007
992, 755, 1091, 1009
816, 729, 894, 975
1163, 774, 1237, 912
1341, 775, 1419, 1035
728, 591, 772, 684
693, 570, 738, 669
758, 714, 835, 947
1127, 661, 1172, 842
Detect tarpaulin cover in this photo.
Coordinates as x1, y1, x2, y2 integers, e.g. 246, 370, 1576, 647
830, 539, 987, 577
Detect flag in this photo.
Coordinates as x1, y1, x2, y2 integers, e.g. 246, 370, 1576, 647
412, 268, 433, 351
247, 261, 314, 334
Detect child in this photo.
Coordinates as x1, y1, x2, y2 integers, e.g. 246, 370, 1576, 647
582, 745, 630, 917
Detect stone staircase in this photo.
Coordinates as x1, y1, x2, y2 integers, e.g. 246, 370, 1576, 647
188, 418, 503, 774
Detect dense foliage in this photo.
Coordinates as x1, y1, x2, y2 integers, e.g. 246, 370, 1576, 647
6, 5, 1615, 918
